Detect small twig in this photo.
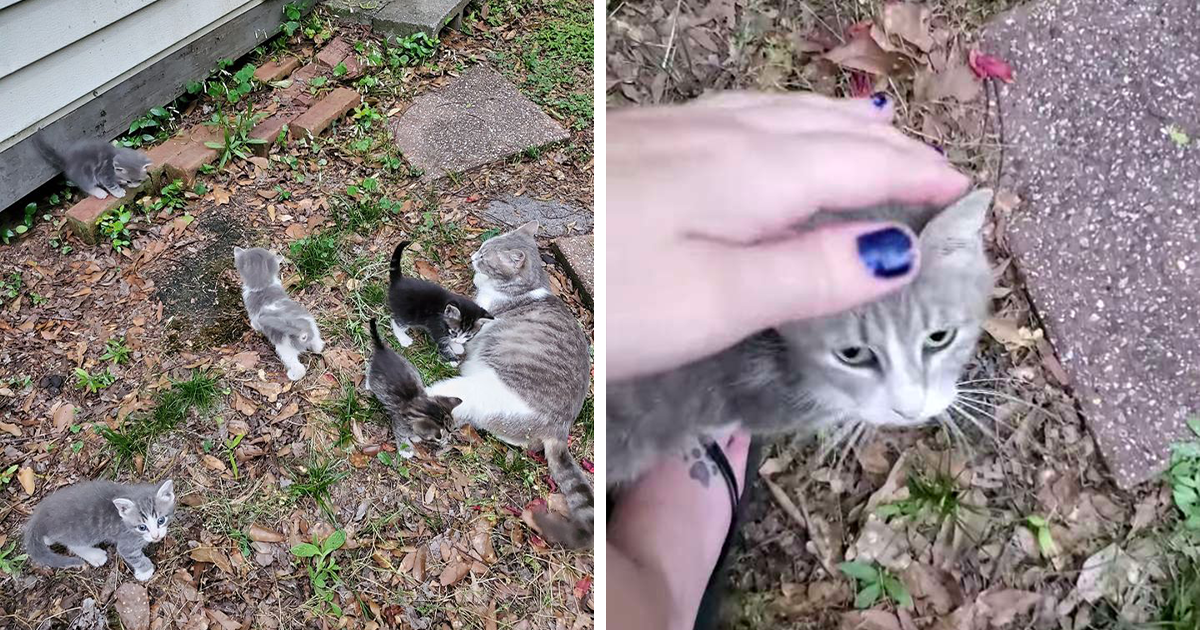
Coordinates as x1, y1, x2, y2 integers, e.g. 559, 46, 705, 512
799, 2, 845, 45
661, 0, 684, 71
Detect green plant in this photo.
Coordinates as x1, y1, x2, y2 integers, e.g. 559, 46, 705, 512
291, 529, 347, 617
1166, 124, 1191, 148
1168, 417, 1200, 528
98, 207, 134, 251
2, 202, 39, 244
1157, 559, 1200, 628
74, 367, 116, 394
273, 184, 292, 200
877, 466, 966, 525
100, 337, 131, 365
337, 177, 401, 233
289, 231, 342, 282
386, 32, 439, 66
376, 451, 411, 478
838, 561, 913, 609
205, 108, 269, 169
146, 179, 188, 214
332, 61, 348, 77
506, 0, 592, 128
97, 370, 219, 469
0, 540, 27, 576
352, 104, 384, 131
120, 106, 177, 148
413, 210, 465, 263
281, 2, 303, 36
288, 456, 347, 519
0, 464, 17, 488
0, 272, 21, 303
320, 378, 375, 447
1022, 515, 1060, 559
201, 59, 258, 103
225, 432, 245, 479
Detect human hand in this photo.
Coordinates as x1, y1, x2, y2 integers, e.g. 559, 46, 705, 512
607, 92, 971, 380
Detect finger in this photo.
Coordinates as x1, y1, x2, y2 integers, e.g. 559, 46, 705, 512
694, 90, 896, 123
703, 221, 920, 331
730, 109, 941, 159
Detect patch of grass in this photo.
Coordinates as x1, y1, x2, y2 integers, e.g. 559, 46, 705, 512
205, 108, 269, 169
838, 560, 913, 609
336, 177, 402, 233
503, 0, 593, 129
403, 338, 458, 384
1156, 557, 1200, 628
289, 231, 342, 282
321, 378, 378, 447
491, 447, 541, 491
288, 455, 348, 520
101, 336, 131, 365
412, 209, 466, 263
98, 370, 220, 469
292, 529, 347, 618
575, 395, 594, 451
876, 465, 966, 525
74, 367, 116, 394
0, 540, 27, 576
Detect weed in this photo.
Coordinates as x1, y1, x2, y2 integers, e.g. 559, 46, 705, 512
2, 203, 40, 244
273, 184, 292, 200
506, 0, 593, 128
205, 108, 269, 169
225, 433, 246, 479
1022, 515, 1060, 559
402, 337, 459, 384
376, 451, 411, 478
0, 540, 27, 576
386, 32, 439, 66
120, 106, 177, 148
491, 447, 540, 490
413, 210, 465, 262
1169, 417, 1200, 529
98, 370, 219, 468
206, 59, 259, 103
333, 61, 348, 77
281, 2, 304, 37
101, 337, 131, 365
291, 529, 347, 617
336, 177, 401, 233
575, 395, 594, 451
98, 207, 134, 251
321, 378, 377, 447
74, 367, 116, 394
1157, 558, 1200, 628
838, 560, 913, 609
0, 464, 17, 489
1165, 124, 1191, 148
877, 466, 966, 525
289, 231, 342, 282
144, 179, 188, 214
288, 456, 347, 519
0, 272, 21, 303
352, 104, 384, 131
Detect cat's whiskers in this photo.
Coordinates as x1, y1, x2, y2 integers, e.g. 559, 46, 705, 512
952, 396, 1020, 433
834, 421, 869, 471
956, 389, 1061, 421
947, 403, 1003, 447
815, 418, 861, 467
935, 413, 976, 459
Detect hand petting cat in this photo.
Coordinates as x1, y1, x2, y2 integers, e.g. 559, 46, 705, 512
607, 91, 971, 381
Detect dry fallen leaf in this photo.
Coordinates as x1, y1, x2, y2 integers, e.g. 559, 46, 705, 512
189, 546, 233, 574
17, 467, 34, 495
230, 351, 259, 371
978, 589, 1041, 626
232, 392, 258, 417
201, 454, 228, 472
414, 260, 442, 282
439, 559, 470, 587
247, 381, 284, 402
915, 58, 982, 103
969, 49, 1015, 83
983, 317, 1042, 349
0, 422, 20, 437
881, 3, 934, 52
52, 402, 76, 432
471, 520, 498, 563
824, 34, 912, 77
839, 610, 902, 630
210, 187, 232, 206
247, 524, 284, 543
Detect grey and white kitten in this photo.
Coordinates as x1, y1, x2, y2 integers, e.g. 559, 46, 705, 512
425, 221, 594, 548
607, 190, 996, 488
366, 318, 461, 458
24, 479, 175, 581
233, 246, 325, 380
35, 136, 152, 200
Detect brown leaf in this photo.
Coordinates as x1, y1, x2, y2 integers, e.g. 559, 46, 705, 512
439, 560, 470, 586
206, 609, 241, 630
115, 582, 151, 630
983, 317, 1041, 349
0, 422, 20, 437
230, 351, 259, 371
272, 401, 299, 422
247, 381, 284, 402
424, 484, 437, 504
232, 392, 258, 417
915, 59, 982, 103
573, 576, 592, 600
881, 3, 934, 52
246, 524, 284, 543
471, 520, 498, 564
414, 260, 442, 282
285, 223, 306, 239
978, 589, 1042, 625
210, 187, 232, 206
189, 546, 233, 574
839, 611, 902, 630
855, 438, 891, 476
823, 35, 912, 77
323, 347, 362, 375
201, 454, 228, 472
52, 402, 76, 432
17, 467, 34, 495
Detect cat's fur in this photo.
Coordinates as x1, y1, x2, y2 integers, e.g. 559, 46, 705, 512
366, 318, 461, 458
608, 190, 996, 488
425, 222, 593, 547
34, 136, 152, 200
233, 246, 324, 380
388, 241, 493, 365
24, 479, 176, 581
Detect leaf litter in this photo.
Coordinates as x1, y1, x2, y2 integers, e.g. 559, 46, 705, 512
609, 0, 1189, 627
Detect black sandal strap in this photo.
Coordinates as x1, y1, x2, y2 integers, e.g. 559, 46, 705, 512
703, 439, 740, 521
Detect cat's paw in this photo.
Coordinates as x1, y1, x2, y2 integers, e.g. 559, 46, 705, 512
287, 365, 307, 381
395, 439, 417, 459
397, 335, 414, 348
133, 566, 155, 581
111, 187, 126, 198
81, 549, 108, 567
311, 339, 325, 353
91, 190, 109, 200
448, 360, 460, 368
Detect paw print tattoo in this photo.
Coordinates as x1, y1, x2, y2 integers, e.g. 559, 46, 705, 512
681, 440, 721, 489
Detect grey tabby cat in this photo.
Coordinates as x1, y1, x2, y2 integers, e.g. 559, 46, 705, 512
24, 479, 175, 581
234, 246, 325, 380
425, 222, 594, 547
608, 190, 995, 488
366, 318, 460, 458
34, 136, 152, 200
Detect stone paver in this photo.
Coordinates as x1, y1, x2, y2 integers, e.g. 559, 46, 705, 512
390, 65, 569, 179
325, 0, 470, 38
481, 195, 591, 238
982, 0, 1200, 488
552, 235, 593, 308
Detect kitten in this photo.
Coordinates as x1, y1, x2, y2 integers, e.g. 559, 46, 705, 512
607, 190, 996, 488
388, 240, 493, 365
424, 222, 593, 547
233, 246, 324, 380
24, 479, 175, 581
34, 136, 152, 200
365, 319, 461, 458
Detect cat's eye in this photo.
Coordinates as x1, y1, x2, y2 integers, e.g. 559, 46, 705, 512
834, 346, 876, 366
924, 329, 957, 350
137, 525, 148, 531
157, 516, 167, 525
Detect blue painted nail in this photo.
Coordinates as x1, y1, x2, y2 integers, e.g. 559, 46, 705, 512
870, 92, 889, 108
857, 227, 913, 279
928, 143, 945, 155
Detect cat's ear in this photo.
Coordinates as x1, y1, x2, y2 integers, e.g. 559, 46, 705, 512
156, 479, 175, 504
275, 253, 285, 264
436, 396, 463, 411
443, 303, 462, 322
479, 310, 494, 321
515, 221, 539, 238
112, 498, 136, 519
506, 249, 526, 268
920, 189, 992, 261
233, 246, 245, 258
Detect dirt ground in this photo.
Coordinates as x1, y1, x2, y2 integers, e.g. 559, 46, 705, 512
608, 0, 1196, 628
0, 2, 594, 628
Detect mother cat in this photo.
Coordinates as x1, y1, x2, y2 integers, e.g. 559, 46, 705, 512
426, 222, 593, 547
608, 189, 995, 488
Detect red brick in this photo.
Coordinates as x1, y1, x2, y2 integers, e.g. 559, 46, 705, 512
254, 56, 301, 83
314, 36, 352, 69
342, 55, 365, 79
248, 113, 296, 157
279, 63, 325, 103
290, 87, 361, 139
66, 185, 146, 245
163, 142, 219, 186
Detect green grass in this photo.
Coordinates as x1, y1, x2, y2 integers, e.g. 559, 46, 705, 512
491, 446, 541, 491
289, 231, 342, 282
876, 464, 967, 525
99, 370, 220, 469
500, 0, 593, 129
1157, 558, 1200, 628
288, 455, 348, 520
575, 396, 594, 452
334, 178, 402, 234
321, 378, 379, 446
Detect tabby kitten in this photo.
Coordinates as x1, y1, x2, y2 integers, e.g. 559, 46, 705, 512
366, 319, 460, 458
233, 246, 324, 380
425, 222, 593, 547
388, 241, 493, 365
24, 479, 175, 581
607, 190, 996, 487
34, 136, 152, 200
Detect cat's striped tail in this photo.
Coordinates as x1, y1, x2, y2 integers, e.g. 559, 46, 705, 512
533, 438, 594, 548
389, 240, 413, 285
23, 517, 84, 568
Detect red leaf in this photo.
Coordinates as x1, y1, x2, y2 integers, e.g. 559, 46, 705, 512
581, 458, 594, 473
502, 504, 522, 516
849, 71, 873, 98
846, 20, 872, 39
968, 49, 1014, 83
573, 576, 593, 600
547, 476, 558, 493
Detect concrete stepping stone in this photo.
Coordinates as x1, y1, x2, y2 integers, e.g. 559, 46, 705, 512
390, 65, 569, 179
552, 234, 593, 308
324, 0, 471, 37
481, 194, 591, 239
982, 0, 1200, 488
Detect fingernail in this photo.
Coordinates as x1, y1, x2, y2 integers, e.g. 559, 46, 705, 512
857, 227, 914, 279
928, 142, 945, 155
870, 92, 889, 108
